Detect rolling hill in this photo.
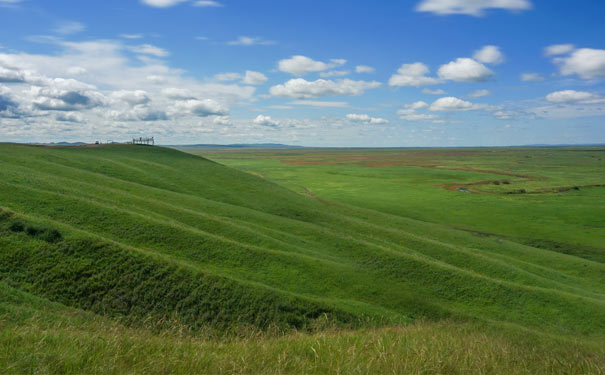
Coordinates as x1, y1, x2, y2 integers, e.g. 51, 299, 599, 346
0, 143, 604, 373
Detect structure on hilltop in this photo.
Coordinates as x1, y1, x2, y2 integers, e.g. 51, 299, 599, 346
132, 137, 155, 146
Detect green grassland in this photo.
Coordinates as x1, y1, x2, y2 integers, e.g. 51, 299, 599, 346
194, 147, 605, 261
1, 143, 604, 373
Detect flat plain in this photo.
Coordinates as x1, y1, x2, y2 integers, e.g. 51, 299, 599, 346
1, 143, 604, 374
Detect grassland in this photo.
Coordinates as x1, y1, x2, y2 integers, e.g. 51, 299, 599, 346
194, 147, 605, 262
1, 143, 604, 373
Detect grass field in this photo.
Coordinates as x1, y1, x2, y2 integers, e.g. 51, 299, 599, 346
1, 143, 604, 373
192, 147, 605, 262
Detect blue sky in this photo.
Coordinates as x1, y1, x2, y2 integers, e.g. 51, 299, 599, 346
0, 0, 604, 146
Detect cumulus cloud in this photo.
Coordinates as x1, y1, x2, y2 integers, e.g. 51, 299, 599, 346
269, 78, 380, 98
214, 71, 267, 85
346, 113, 388, 124
555, 48, 605, 79
405, 101, 429, 109
174, 99, 228, 116
415, 0, 532, 16
55, 112, 85, 123
109, 107, 168, 122
422, 88, 445, 95
388, 62, 439, 87
438, 58, 493, 82
355, 65, 375, 73
429, 96, 476, 111
397, 101, 439, 121
545, 90, 596, 103
278, 55, 346, 76
473, 45, 504, 64
31, 85, 106, 111
213, 116, 232, 125
521, 72, 545, 82
0, 37, 258, 142
111, 90, 150, 105
242, 70, 268, 85
0, 66, 26, 83
544, 44, 575, 56
253, 114, 279, 126
468, 89, 491, 98
227, 36, 276, 46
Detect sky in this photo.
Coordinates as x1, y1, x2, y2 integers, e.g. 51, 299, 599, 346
0, 0, 604, 146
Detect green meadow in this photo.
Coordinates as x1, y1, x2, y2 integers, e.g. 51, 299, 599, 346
1, 143, 604, 373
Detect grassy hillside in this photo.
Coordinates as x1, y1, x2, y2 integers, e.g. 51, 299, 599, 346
1, 143, 604, 372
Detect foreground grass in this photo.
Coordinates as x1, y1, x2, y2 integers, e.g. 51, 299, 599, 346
2, 304, 603, 374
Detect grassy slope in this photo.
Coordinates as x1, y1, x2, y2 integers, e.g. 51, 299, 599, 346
2, 282, 603, 374
0, 143, 604, 372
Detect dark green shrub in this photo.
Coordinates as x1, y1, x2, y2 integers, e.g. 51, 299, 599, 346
25, 226, 39, 236
9, 221, 25, 232
37, 228, 63, 243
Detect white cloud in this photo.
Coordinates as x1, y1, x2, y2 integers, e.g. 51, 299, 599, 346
545, 90, 596, 103
53, 21, 85, 35
355, 65, 375, 73
422, 88, 445, 95
162, 87, 196, 100
320, 70, 350, 77
269, 78, 380, 98
129, 44, 169, 57
544, 44, 575, 56
290, 100, 349, 108
0, 38, 259, 141
438, 58, 493, 82
521, 72, 545, 82
120, 34, 143, 39
55, 112, 85, 123
346, 113, 388, 124
473, 45, 504, 65
555, 48, 605, 79
111, 90, 151, 105
278, 55, 346, 76
388, 62, 439, 87
193, 0, 223, 6
140, 0, 187, 7
109, 107, 168, 122
415, 0, 532, 16
468, 89, 491, 98
242, 70, 268, 85
405, 101, 429, 109
174, 99, 228, 116
213, 116, 232, 125
227, 36, 276, 46
253, 114, 279, 126
430, 96, 476, 111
